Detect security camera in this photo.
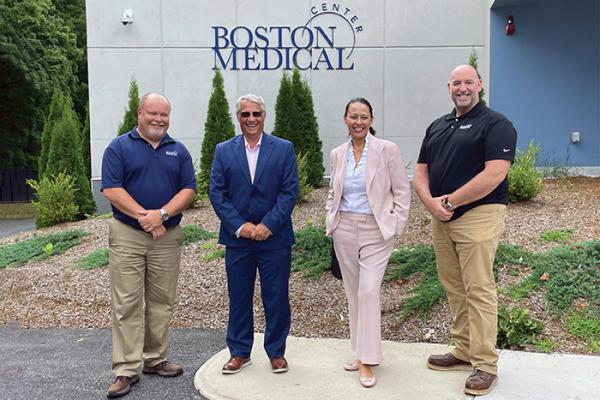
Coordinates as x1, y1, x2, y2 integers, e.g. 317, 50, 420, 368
121, 9, 133, 25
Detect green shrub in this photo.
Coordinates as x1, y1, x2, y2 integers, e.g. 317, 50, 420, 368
273, 69, 324, 187
385, 245, 446, 321
198, 69, 235, 195
200, 247, 225, 262
117, 77, 139, 135
535, 338, 558, 353
41, 91, 96, 217
508, 276, 539, 300
532, 242, 600, 314
76, 248, 109, 270
497, 306, 544, 349
296, 152, 313, 203
292, 223, 331, 277
27, 173, 79, 228
0, 228, 87, 269
539, 228, 573, 243
568, 312, 600, 343
494, 243, 531, 267
508, 140, 544, 202
182, 224, 217, 245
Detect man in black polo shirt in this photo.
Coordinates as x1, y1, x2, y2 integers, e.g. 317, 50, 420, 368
413, 65, 517, 396
101, 93, 196, 398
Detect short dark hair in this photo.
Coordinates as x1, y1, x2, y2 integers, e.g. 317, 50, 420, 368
344, 97, 376, 135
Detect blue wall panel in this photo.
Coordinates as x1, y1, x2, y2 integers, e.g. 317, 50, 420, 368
491, 0, 599, 166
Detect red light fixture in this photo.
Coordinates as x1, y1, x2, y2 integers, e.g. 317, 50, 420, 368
506, 15, 516, 35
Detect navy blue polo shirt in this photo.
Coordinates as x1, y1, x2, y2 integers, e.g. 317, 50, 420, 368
101, 128, 196, 230
417, 102, 517, 220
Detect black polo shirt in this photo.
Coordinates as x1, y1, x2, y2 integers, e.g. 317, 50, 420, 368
417, 102, 517, 220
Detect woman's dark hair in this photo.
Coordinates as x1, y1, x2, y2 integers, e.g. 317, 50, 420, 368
344, 97, 376, 135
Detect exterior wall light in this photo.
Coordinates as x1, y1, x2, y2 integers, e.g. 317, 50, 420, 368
506, 15, 515, 35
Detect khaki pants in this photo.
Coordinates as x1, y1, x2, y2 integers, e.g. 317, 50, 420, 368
332, 212, 395, 364
432, 204, 506, 375
108, 220, 184, 377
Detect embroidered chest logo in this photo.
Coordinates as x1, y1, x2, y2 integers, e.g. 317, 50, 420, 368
165, 151, 178, 157
458, 124, 472, 130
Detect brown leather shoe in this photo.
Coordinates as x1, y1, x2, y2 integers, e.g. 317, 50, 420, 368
270, 356, 289, 373
106, 375, 139, 398
464, 369, 498, 395
222, 356, 252, 374
427, 352, 472, 371
142, 360, 183, 377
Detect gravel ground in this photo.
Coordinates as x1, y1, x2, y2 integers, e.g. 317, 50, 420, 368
1, 177, 599, 354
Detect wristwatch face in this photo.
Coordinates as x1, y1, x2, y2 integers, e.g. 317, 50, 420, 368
160, 209, 169, 222
443, 199, 454, 211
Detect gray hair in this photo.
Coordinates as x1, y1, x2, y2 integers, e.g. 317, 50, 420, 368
236, 94, 266, 114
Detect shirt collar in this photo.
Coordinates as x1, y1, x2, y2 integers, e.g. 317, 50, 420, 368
244, 133, 263, 150
445, 101, 485, 121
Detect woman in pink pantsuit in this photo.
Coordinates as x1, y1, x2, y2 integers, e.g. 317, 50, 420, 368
326, 97, 411, 388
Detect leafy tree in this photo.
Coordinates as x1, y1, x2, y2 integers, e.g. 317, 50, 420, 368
274, 69, 324, 187
198, 69, 235, 194
117, 77, 140, 135
469, 48, 486, 106
81, 102, 91, 180
51, 0, 87, 120
43, 91, 95, 217
0, 0, 81, 169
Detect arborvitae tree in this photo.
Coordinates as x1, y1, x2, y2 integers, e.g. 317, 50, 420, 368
198, 69, 235, 194
44, 92, 95, 217
38, 91, 66, 178
469, 48, 486, 106
117, 77, 140, 135
291, 69, 324, 186
273, 72, 295, 142
81, 102, 91, 180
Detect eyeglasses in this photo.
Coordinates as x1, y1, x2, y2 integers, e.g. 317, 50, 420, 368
240, 111, 263, 118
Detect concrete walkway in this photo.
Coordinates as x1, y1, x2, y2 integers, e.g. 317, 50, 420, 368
0, 218, 35, 238
195, 333, 600, 400
2, 325, 598, 400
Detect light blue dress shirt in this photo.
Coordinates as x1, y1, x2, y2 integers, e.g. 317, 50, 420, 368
339, 135, 373, 214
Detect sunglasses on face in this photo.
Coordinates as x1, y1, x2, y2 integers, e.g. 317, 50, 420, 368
240, 111, 263, 118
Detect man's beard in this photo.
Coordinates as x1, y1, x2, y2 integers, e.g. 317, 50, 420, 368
146, 126, 166, 141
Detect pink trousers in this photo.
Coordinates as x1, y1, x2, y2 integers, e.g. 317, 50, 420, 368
332, 212, 395, 364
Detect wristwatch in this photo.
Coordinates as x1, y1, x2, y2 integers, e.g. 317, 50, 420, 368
159, 208, 170, 222
443, 197, 455, 212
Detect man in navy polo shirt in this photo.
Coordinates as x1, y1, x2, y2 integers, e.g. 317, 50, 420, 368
101, 93, 196, 398
414, 65, 517, 396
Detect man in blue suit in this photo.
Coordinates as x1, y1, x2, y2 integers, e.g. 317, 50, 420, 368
209, 94, 298, 374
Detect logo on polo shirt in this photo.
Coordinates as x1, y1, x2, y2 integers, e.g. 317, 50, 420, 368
459, 124, 472, 130
165, 151, 178, 157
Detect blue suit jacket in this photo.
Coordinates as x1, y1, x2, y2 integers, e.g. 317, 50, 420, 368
209, 133, 298, 249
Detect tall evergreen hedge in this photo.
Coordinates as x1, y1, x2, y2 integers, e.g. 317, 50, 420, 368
273, 69, 324, 187
117, 77, 139, 135
42, 90, 95, 217
198, 69, 235, 194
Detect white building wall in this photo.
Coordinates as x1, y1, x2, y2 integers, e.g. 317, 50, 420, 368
86, 0, 489, 211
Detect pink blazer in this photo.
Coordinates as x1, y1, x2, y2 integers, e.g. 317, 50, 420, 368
325, 134, 411, 241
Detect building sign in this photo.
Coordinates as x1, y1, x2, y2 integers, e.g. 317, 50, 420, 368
212, 2, 363, 71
